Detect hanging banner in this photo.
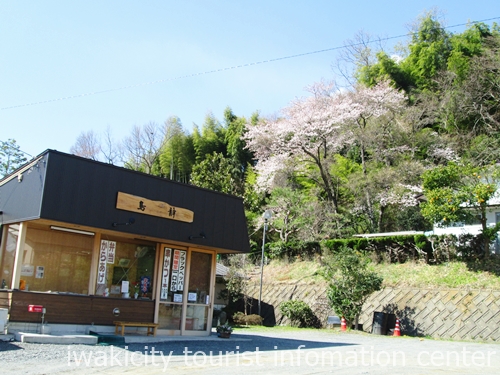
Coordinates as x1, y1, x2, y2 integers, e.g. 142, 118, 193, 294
160, 248, 172, 299
170, 250, 180, 292
97, 240, 108, 285
177, 250, 186, 291
107, 241, 116, 264
140, 276, 150, 294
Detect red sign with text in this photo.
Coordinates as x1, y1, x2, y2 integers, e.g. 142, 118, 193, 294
28, 305, 44, 313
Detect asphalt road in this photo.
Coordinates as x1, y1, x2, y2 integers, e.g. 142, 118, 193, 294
1, 328, 499, 374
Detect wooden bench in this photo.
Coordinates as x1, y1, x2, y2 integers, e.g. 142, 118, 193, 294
114, 321, 159, 336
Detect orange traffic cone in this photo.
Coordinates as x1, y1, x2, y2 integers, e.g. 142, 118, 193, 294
341, 317, 347, 331
394, 319, 401, 336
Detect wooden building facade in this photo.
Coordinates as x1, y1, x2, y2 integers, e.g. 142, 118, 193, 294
0, 150, 250, 336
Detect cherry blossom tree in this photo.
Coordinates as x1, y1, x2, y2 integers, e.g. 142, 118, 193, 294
245, 80, 407, 217
340, 81, 407, 230
246, 81, 350, 213
341, 81, 407, 173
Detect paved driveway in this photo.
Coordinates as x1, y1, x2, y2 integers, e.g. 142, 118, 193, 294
1, 328, 499, 374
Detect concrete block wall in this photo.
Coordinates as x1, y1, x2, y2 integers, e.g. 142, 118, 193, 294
246, 282, 500, 342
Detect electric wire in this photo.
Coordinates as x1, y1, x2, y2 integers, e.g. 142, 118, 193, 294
2, 16, 499, 111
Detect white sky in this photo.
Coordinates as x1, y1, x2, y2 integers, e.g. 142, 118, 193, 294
1, 0, 498, 158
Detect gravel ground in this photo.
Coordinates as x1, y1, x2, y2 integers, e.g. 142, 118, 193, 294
1, 329, 499, 374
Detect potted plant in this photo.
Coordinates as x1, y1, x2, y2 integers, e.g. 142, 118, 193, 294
216, 323, 233, 338
131, 282, 140, 299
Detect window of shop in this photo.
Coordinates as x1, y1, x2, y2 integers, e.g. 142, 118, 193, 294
0, 224, 19, 289
96, 239, 156, 299
20, 227, 94, 294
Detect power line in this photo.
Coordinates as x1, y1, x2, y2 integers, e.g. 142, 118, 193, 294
2, 16, 499, 111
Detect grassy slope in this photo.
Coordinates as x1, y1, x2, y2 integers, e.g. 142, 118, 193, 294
259, 258, 500, 290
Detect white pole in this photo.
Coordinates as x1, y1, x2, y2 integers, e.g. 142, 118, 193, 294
258, 210, 272, 317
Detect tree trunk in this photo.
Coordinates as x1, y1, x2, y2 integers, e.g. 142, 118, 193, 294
480, 206, 490, 259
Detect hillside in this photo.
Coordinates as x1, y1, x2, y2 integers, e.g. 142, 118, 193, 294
256, 258, 500, 290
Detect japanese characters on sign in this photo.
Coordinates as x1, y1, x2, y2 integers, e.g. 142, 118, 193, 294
170, 250, 180, 292
160, 248, 172, 300
107, 241, 116, 263
116, 192, 194, 223
177, 250, 186, 291
170, 249, 186, 292
98, 240, 117, 285
97, 240, 108, 285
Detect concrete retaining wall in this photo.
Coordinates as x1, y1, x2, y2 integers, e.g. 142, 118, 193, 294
246, 283, 500, 342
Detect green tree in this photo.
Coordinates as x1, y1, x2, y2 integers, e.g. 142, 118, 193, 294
357, 12, 452, 94
0, 139, 28, 178
447, 22, 498, 82
222, 254, 253, 315
265, 187, 309, 243
322, 247, 383, 328
192, 113, 227, 162
421, 162, 500, 257
401, 13, 452, 92
357, 50, 412, 92
224, 107, 256, 179
190, 152, 241, 195
159, 116, 195, 182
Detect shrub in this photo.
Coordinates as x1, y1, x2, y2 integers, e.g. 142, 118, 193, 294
268, 241, 321, 260
324, 235, 432, 264
322, 246, 383, 327
232, 311, 245, 325
279, 300, 319, 328
232, 312, 263, 326
244, 314, 263, 326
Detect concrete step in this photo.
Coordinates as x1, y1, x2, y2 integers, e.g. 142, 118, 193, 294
14, 332, 98, 345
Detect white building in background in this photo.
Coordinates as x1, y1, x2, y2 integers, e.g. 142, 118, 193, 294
427, 193, 500, 254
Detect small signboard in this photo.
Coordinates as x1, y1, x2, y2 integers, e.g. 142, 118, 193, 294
121, 281, 129, 293
28, 305, 44, 313
97, 241, 108, 285
107, 241, 116, 264
160, 248, 172, 299
21, 264, 34, 277
35, 266, 44, 279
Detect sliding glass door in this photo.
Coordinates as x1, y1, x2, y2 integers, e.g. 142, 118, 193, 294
184, 251, 213, 334
157, 247, 187, 333
156, 246, 214, 335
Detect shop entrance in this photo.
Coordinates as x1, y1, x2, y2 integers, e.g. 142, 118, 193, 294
156, 245, 214, 335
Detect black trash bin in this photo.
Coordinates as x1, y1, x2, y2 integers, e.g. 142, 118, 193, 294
386, 313, 396, 335
372, 311, 388, 335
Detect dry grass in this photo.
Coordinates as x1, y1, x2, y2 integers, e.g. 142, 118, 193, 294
258, 258, 325, 284
373, 261, 500, 290
258, 258, 500, 290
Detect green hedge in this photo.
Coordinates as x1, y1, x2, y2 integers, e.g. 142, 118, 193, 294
267, 240, 321, 260
259, 233, 498, 264
323, 235, 432, 263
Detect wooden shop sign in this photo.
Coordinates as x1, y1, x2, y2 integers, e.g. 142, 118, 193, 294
116, 192, 194, 223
